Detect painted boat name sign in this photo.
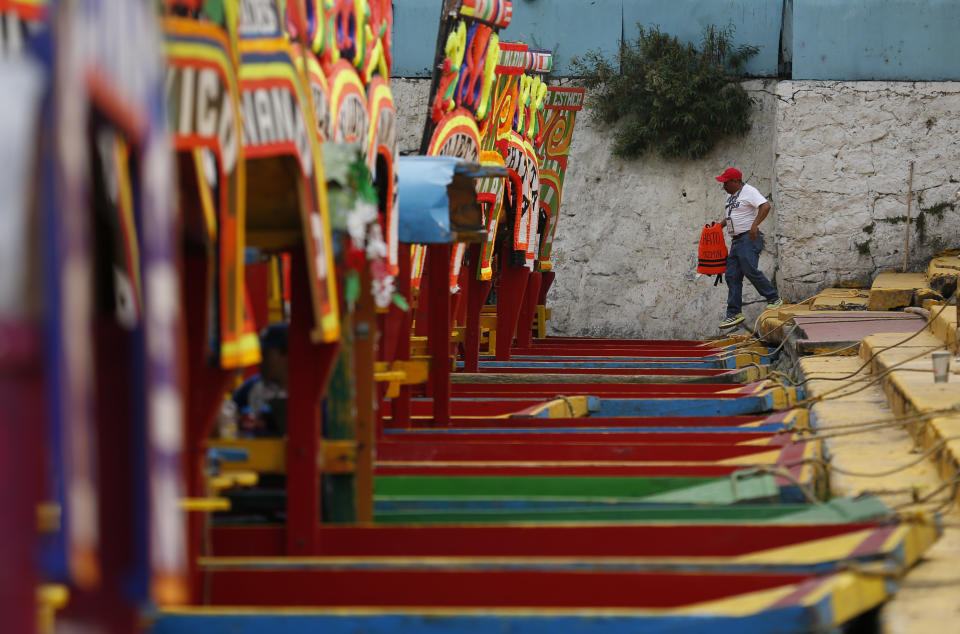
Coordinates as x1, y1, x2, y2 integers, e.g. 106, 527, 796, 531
239, 0, 283, 38
240, 85, 313, 177
165, 65, 239, 174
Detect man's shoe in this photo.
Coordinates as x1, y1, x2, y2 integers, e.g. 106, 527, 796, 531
766, 298, 783, 310
719, 314, 745, 329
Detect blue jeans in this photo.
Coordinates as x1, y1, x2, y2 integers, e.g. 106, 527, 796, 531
726, 234, 778, 317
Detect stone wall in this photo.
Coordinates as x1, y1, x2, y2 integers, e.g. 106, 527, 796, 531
390, 78, 960, 338
774, 81, 960, 299
391, 78, 432, 155
547, 80, 778, 339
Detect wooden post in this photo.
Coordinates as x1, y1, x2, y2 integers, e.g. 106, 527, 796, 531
515, 271, 542, 349
244, 260, 271, 333
537, 271, 556, 339
353, 265, 377, 522
427, 243, 452, 427
286, 250, 338, 554
413, 250, 431, 338
65, 321, 139, 633
539, 271, 555, 305
464, 243, 491, 372
495, 246, 530, 361
0, 325, 42, 634
904, 161, 914, 272
182, 254, 231, 602
322, 313, 356, 523
452, 261, 471, 328
390, 243, 414, 429
87, 320, 140, 633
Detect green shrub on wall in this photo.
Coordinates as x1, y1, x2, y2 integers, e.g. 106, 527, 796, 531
571, 24, 758, 160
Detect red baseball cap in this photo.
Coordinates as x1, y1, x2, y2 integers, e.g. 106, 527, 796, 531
715, 168, 742, 182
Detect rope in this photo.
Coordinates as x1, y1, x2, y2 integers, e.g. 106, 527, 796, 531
714, 328, 797, 363
798, 417, 932, 442
742, 325, 801, 359
806, 294, 955, 383
740, 292, 893, 344
734, 466, 823, 505
556, 394, 577, 417
798, 344, 942, 385
893, 472, 960, 509
745, 293, 820, 341
734, 288, 951, 360
796, 406, 959, 434
788, 435, 960, 478
795, 347, 942, 406
802, 341, 862, 358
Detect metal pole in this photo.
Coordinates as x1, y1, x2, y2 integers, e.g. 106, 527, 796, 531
904, 161, 914, 272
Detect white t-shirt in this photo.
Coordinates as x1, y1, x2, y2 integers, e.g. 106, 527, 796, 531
724, 183, 767, 235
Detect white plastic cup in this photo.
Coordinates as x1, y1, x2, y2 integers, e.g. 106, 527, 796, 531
932, 350, 950, 383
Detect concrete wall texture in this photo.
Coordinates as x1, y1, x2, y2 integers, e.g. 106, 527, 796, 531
774, 81, 960, 299
393, 1, 960, 81
544, 80, 780, 339
391, 77, 960, 338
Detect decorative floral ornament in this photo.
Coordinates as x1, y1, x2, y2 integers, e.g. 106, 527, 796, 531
527, 77, 547, 140
432, 21, 467, 122
476, 33, 499, 121
326, 146, 394, 309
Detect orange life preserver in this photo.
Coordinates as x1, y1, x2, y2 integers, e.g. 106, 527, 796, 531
697, 222, 727, 285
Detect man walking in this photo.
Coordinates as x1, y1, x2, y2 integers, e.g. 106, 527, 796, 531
715, 168, 781, 328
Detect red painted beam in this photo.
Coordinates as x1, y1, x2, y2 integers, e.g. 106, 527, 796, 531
467, 367, 734, 376
475, 359, 739, 368
373, 463, 748, 477
495, 247, 529, 361
426, 244, 452, 427
402, 415, 770, 428
383, 431, 789, 445
538, 271, 554, 305
381, 398, 556, 418
65, 321, 141, 632
183, 254, 233, 602
211, 523, 879, 559
206, 568, 810, 608
448, 392, 754, 401
463, 243, 491, 373
0, 323, 41, 634
388, 243, 414, 430
377, 440, 791, 462
505, 347, 726, 358
286, 251, 339, 555
514, 271, 541, 348
450, 382, 760, 395
450, 259, 471, 329
374, 462, 750, 476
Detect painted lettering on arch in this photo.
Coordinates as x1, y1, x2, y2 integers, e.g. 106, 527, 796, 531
238, 0, 281, 37
241, 84, 313, 177
165, 64, 238, 173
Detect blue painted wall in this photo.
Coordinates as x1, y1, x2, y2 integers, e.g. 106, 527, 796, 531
393, 0, 781, 77
620, 0, 782, 77
393, 0, 444, 77
393, 1, 960, 80
792, 0, 960, 80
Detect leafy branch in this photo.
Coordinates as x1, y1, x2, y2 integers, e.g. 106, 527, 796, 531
571, 24, 758, 160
